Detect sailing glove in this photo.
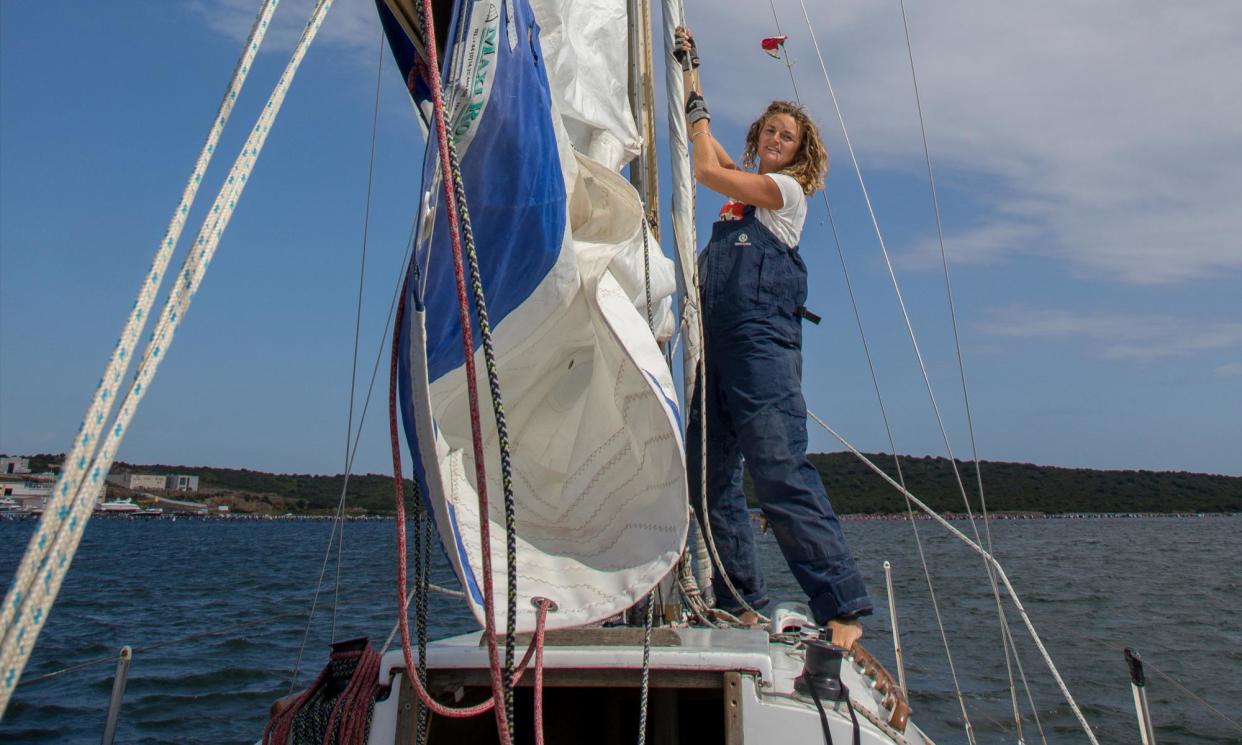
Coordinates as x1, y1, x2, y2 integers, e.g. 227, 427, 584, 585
686, 91, 711, 125
674, 28, 700, 71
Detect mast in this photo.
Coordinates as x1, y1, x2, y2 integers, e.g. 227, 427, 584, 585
627, 0, 661, 239
658, 0, 700, 403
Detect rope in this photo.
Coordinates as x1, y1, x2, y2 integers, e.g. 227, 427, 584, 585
532, 598, 553, 745
389, 280, 550, 731
263, 645, 382, 745
806, 410, 1101, 745
409, 0, 520, 737
641, 216, 654, 328
636, 590, 655, 745
0, 0, 330, 714
676, 552, 719, 627
445, 131, 522, 735
763, 3, 977, 739
323, 646, 383, 745
0, 2, 280, 672
414, 499, 433, 743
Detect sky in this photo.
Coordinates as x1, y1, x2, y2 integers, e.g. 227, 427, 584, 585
1, 0, 1239, 478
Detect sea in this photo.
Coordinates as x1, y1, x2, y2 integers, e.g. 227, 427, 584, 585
1, 515, 1238, 744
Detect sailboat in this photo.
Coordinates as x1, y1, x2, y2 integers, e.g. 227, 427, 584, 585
0, 0, 1114, 743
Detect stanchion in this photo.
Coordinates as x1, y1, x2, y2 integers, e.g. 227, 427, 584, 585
1125, 648, 1157, 745
100, 645, 132, 745
884, 561, 908, 699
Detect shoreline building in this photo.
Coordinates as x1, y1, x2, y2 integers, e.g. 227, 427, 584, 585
106, 472, 199, 493
1, 456, 32, 476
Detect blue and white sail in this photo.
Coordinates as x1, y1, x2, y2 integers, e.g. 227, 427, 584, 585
378, 0, 683, 632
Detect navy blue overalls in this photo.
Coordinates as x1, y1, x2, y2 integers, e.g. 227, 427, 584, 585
687, 205, 872, 625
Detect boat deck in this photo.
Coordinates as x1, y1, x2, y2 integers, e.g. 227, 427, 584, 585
363, 625, 932, 744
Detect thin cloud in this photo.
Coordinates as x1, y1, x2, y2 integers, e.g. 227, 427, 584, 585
188, 0, 380, 55
194, 0, 1242, 285
978, 306, 1242, 361
903, 221, 1043, 269
675, 0, 1242, 284
1214, 362, 1242, 378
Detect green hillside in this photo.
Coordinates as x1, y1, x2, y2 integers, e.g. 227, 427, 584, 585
15, 452, 1242, 516
796, 453, 1242, 515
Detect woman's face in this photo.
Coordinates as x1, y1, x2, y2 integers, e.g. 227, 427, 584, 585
756, 113, 801, 174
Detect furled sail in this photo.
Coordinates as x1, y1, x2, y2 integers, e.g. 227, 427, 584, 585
378, 0, 683, 632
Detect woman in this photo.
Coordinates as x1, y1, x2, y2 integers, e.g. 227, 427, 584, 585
677, 27, 872, 649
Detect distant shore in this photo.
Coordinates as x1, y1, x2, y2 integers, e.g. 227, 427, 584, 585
3, 511, 1237, 523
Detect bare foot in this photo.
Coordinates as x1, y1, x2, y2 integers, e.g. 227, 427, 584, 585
826, 617, 863, 650
737, 609, 762, 627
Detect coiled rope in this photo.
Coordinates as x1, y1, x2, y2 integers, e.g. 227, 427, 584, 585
0, 0, 327, 715
264, 644, 382, 745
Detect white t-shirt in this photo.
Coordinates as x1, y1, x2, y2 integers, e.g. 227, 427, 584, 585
717, 173, 807, 248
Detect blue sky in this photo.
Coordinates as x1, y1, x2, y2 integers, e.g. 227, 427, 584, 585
2, 0, 1239, 478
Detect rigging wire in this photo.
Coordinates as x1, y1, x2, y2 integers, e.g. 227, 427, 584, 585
807, 410, 1101, 745
1145, 658, 1242, 733
891, 0, 1028, 736
16, 611, 304, 688
787, 2, 1038, 737
1003, 615, 1051, 745
287, 196, 422, 692
762, 3, 976, 738
332, 22, 390, 646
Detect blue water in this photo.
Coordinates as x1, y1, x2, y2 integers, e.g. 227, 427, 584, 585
1, 515, 1238, 743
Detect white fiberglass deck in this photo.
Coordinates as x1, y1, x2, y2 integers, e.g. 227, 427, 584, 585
362, 626, 933, 745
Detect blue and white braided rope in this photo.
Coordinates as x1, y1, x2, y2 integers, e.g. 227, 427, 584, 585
0, 0, 335, 715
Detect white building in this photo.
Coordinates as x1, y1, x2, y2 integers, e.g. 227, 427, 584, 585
1, 456, 31, 476
107, 473, 168, 491
1, 474, 107, 509
165, 474, 199, 492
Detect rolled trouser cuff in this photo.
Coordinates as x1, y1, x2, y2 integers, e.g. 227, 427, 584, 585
808, 580, 873, 626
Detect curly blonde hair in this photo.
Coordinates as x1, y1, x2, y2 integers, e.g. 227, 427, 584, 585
742, 100, 828, 195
